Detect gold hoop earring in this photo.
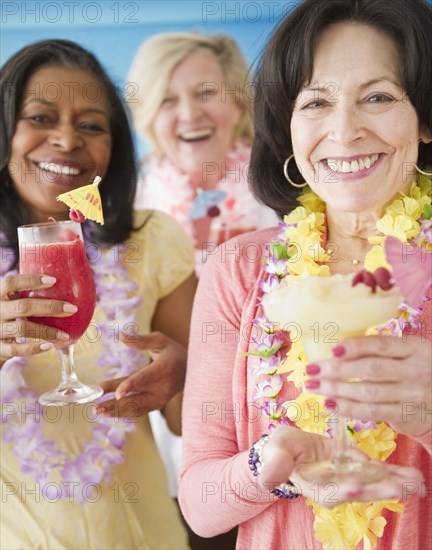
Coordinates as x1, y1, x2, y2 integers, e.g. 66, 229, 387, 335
416, 139, 432, 176
415, 165, 432, 176
283, 154, 308, 188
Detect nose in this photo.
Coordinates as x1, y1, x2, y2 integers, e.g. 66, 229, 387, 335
47, 122, 83, 151
177, 95, 202, 122
328, 102, 365, 146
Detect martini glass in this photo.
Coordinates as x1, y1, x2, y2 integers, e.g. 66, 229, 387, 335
18, 220, 103, 406
263, 273, 402, 483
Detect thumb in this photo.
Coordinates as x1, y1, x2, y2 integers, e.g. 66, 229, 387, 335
258, 437, 295, 489
120, 331, 167, 353
115, 362, 157, 400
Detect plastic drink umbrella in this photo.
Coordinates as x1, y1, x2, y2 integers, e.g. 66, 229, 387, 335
57, 176, 104, 224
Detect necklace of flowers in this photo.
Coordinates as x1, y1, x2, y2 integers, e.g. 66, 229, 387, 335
142, 141, 258, 244
251, 174, 431, 550
0, 236, 147, 504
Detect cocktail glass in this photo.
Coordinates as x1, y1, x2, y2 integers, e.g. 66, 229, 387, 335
263, 273, 402, 483
18, 220, 103, 406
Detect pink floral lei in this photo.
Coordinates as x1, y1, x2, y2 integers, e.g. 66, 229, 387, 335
0, 238, 146, 504
139, 142, 260, 241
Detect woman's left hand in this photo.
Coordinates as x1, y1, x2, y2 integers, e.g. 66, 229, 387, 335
94, 331, 186, 418
306, 334, 431, 437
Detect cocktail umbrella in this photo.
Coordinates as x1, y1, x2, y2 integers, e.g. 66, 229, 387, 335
57, 176, 104, 224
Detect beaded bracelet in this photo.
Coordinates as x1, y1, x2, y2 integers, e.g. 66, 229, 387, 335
248, 434, 301, 500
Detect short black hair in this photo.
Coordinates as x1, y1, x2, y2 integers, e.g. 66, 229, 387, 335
0, 39, 138, 263
249, 0, 432, 216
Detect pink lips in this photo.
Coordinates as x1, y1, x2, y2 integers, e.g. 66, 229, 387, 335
321, 154, 383, 182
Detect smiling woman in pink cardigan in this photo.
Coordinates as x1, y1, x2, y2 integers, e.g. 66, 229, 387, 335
178, 0, 432, 548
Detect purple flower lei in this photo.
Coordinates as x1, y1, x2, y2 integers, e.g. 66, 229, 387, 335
0, 240, 147, 504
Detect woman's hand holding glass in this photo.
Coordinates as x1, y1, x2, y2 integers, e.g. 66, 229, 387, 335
256, 425, 425, 508
0, 273, 74, 363
306, 334, 432, 437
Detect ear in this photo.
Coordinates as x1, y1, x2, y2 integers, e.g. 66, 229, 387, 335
419, 126, 432, 143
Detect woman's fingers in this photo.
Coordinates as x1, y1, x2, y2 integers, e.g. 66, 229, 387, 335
0, 339, 54, 359
0, 274, 74, 361
0, 319, 69, 342
94, 392, 164, 418
0, 274, 56, 297
332, 335, 414, 360
98, 376, 128, 395
292, 462, 425, 509
1, 273, 77, 321
310, 378, 425, 406
2, 297, 77, 321
314, 357, 406, 382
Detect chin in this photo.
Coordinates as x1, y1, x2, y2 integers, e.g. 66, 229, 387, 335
326, 198, 373, 213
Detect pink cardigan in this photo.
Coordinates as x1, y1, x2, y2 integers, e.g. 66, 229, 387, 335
179, 228, 431, 550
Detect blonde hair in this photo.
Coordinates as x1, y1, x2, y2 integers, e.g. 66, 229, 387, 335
127, 32, 253, 151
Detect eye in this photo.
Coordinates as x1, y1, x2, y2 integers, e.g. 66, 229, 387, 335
366, 94, 394, 103
201, 87, 217, 97
161, 97, 174, 106
301, 99, 328, 110
80, 123, 106, 133
26, 114, 51, 123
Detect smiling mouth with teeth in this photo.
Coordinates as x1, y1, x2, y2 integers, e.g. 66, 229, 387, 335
37, 162, 82, 176
179, 129, 213, 142
326, 154, 380, 173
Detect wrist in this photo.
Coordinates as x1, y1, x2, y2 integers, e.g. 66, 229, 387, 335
248, 433, 301, 500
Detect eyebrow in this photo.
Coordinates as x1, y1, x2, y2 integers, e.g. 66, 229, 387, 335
21, 98, 109, 116
303, 77, 402, 93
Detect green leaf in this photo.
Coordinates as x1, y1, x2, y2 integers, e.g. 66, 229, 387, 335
423, 203, 432, 220
269, 242, 288, 260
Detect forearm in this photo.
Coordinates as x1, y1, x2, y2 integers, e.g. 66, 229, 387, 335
179, 451, 272, 537
161, 391, 183, 436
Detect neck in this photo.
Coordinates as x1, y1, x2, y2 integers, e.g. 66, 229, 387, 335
326, 206, 383, 241
325, 206, 383, 268
27, 206, 69, 225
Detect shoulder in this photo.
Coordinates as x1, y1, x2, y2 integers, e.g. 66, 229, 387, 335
200, 226, 279, 289
131, 208, 194, 273
132, 209, 190, 239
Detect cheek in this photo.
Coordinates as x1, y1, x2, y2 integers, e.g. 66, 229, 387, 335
10, 128, 30, 163
291, 122, 314, 166
152, 113, 174, 150
91, 139, 112, 177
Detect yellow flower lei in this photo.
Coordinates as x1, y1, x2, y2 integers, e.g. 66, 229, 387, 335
257, 174, 431, 549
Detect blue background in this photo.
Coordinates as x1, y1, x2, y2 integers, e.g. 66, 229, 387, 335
1, 1, 299, 157
2, 0, 431, 157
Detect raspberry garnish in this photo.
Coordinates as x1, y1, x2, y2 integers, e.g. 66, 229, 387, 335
373, 267, 394, 290
69, 209, 85, 223
352, 267, 394, 293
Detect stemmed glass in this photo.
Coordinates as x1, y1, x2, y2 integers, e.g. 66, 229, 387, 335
297, 334, 387, 483
18, 220, 103, 406
263, 274, 402, 484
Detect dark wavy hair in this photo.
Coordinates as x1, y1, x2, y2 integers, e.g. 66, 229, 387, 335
0, 39, 138, 265
249, 0, 432, 216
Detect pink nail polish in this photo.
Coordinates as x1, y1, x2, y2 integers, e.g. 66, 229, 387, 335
306, 364, 320, 375
333, 345, 346, 357
305, 379, 320, 390
324, 399, 337, 409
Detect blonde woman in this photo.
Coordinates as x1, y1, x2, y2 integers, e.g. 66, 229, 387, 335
127, 32, 278, 271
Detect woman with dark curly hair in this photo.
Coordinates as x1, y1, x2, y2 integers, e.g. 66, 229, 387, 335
0, 39, 196, 549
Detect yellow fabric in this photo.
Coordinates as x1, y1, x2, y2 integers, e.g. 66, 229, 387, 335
1, 210, 194, 550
